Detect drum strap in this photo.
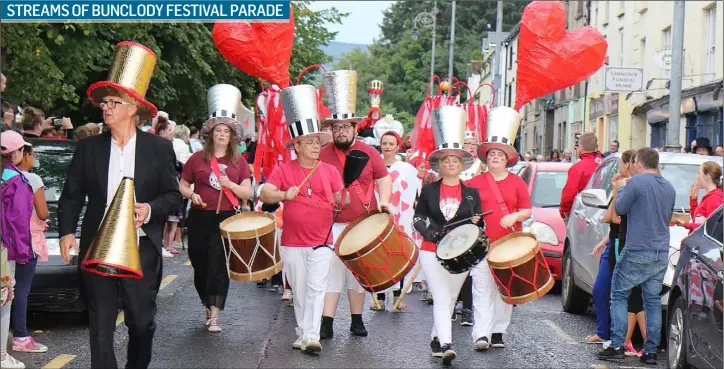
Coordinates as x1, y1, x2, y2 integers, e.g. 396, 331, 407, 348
484, 172, 510, 214
210, 157, 241, 211
288, 164, 335, 211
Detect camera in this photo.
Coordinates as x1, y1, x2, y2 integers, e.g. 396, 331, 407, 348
53, 118, 64, 127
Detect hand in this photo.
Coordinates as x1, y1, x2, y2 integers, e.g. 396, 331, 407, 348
690, 181, 700, 198
614, 177, 629, 189
62, 117, 73, 130
500, 214, 517, 229
59, 234, 79, 265
611, 173, 622, 184
191, 193, 207, 207
592, 240, 606, 256
694, 215, 706, 225
378, 201, 391, 214
285, 186, 299, 201
218, 175, 235, 190
134, 203, 150, 229
471, 216, 481, 224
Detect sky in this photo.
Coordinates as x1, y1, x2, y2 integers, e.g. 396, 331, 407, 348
308, 1, 395, 45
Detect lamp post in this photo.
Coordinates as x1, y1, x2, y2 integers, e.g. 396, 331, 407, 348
448, 0, 456, 79
411, 1, 437, 92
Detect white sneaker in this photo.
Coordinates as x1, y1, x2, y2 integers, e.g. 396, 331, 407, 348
207, 317, 222, 332
301, 339, 321, 353
282, 289, 293, 300
0, 354, 25, 369
162, 248, 174, 258
292, 328, 303, 349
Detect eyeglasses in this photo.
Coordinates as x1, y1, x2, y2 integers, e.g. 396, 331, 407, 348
100, 100, 133, 109
300, 140, 321, 147
332, 124, 354, 133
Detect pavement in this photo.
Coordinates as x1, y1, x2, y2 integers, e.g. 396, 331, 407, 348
16, 250, 669, 369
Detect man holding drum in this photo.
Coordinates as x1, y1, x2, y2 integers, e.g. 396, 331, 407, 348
465, 107, 531, 351
319, 70, 392, 339
260, 84, 344, 354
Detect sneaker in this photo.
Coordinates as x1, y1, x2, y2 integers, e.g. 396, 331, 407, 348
430, 337, 443, 357
12, 337, 48, 353
639, 352, 657, 365
0, 354, 24, 369
320, 317, 333, 340
162, 248, 174, 258
292, 336, 303, 350
256, 279, 268, 288
282, 289, 293, 301
301, 339, 322, 354
460, 309, 473, 326
420, 290, 429, 301
350, 321, 368, 337
440, 344, 456, 365
450, 310, 457, 322
624, 342, 640, 357
474, 337, 489, 351
269, 285, 280, 293
454, 301, 463, 314
207, 317, 222, 332
597, 346, 625, 361
205, 308, 211, 326
491, 333, 505, 348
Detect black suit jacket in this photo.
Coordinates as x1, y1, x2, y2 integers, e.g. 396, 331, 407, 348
413, 180, 482, 241
58, 129, 182, 255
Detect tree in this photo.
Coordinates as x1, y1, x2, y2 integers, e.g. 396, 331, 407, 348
0, 1, 345, 127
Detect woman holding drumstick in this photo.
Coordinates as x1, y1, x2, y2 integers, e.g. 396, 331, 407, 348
179, 86, 252, 333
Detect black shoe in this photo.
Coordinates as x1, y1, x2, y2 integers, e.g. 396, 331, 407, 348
474, 337, 489, 351
430, 337, 443, 357
350, 321, 368, 337
597, 346, 625, 361
461, 309, 473, 326
320, 316, 333, 340
640, 352, 657, 365
256, 279, 268, 288
440, 344, 456, 365
491, 333, 505, 348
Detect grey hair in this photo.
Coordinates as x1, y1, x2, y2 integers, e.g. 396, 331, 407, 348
174, 124, 190, 141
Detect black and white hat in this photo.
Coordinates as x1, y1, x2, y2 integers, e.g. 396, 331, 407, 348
280, 84, 331, 149
201, 84, 243, 141
428, 106, 474, 173
322, 70, 362, 126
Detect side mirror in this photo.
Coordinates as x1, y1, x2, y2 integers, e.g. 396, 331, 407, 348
581, 189, 609, 209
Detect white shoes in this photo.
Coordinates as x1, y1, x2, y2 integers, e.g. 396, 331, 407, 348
207, 317, 222, 332
0, 354, 25, 369
301, 339, 321, 353
162, 248, 174, 258
292, 336, 303, 350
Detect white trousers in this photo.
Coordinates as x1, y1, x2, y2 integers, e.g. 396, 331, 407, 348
326, 223, 365, 294
471, 259, 512, 341
280, 246, 334, 341
419, 251, 468, 345
1, 261, 16, 356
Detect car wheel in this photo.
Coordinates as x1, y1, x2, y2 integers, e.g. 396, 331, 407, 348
668, 297, 689, 369
561, 245, 589, 314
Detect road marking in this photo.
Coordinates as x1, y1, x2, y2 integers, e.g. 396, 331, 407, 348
590, 365, 608, 369
543, 319, 576, 344
41, 354, 76, 369
184, 260, 191, 266
116, 311, 125, 326
160, 274, 177, 290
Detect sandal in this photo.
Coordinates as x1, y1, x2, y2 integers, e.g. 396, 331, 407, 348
582, 334, 605, 344
369, 301, 384, 311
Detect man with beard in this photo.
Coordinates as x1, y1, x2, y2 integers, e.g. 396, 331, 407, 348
318, 70, 392, 339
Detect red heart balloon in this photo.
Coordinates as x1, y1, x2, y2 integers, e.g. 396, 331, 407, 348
212, 10, 295, 88
514, 1, 607, 110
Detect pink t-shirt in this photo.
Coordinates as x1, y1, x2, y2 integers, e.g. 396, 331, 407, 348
267, 161, 343, 247
182, 152, 251, 211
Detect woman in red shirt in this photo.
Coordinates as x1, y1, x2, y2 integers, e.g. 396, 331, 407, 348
675, 161, 723, 232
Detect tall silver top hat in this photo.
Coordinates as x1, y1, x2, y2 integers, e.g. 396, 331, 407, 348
478, 106, 521, 167
202, 84, 243, 141
429, 106, 474, 173
280, 84, 331, 149
322, 70, 362, 125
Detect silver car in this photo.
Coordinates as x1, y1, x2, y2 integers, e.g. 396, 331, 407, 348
561, 152, 723, 313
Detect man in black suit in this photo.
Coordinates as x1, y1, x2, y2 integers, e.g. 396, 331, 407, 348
57, 41, 181, 369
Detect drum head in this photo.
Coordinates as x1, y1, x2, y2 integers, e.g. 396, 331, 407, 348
338, 213, 389, 256
223, 216, 274, 232
437, 224, 480, 259
487, 232, 538, 265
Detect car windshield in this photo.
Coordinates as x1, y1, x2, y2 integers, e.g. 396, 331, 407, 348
660, 163, 703, 211
531, 171, 568, 208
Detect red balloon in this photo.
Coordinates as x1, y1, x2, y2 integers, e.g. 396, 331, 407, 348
212, 9, 295, 88
514, 1, 607, 110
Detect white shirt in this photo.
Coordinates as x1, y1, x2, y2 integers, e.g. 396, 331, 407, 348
107, 134, 150, 236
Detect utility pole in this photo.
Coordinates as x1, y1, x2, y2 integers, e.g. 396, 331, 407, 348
493, 0, 503, 106
666, 0, 685, 152
429, 0, 437, 92
448, 0, 456, 79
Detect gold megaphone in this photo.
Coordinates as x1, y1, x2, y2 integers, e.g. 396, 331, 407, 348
81, 177, 143, 279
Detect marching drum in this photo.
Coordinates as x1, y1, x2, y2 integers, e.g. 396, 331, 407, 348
486, 232, 554, 305
436, 224, 489, 274
219, 212, 283, 282
335, 211, 419, 293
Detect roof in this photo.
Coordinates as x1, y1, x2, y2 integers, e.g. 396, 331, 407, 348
632, 79, 723, 114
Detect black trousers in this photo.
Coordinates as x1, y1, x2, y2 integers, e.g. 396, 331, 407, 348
457, 275, 473, 309
83, 238, 162, 369
187, 209, 234, 309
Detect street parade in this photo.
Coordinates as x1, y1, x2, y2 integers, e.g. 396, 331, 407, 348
0, 0, 723, 368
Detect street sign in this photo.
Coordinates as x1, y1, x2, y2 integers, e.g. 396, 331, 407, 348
604, 67, 645, 92
654, 49, 672, 70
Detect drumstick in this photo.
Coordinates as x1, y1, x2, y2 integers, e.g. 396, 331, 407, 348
371, 293, 382, 310
298, 161, 319, 189
215, 190, 223, 214
392, 263, 421, 311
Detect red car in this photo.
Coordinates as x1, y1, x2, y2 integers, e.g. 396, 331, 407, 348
515, 162, 572, 281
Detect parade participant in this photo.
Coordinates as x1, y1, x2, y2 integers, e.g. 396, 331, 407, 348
459, 130, 485, 181
369, 130, 420, 311
261, 84, 343, 354
357, 80, 384, 138
413, 106, 482, 365
675, 161, 723, 232
466, 107, 531, 351
691, 137, 714, 156
58, 42, 182, 369
319, 70, 392, 339
179, 84, 252, 333
559, 132, 602, 220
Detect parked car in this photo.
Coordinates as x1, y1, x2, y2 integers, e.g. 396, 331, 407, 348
516, 162, 572, 280
508, 161, 527, 175
26, 138, 86, 312
667, 205, 723, 369
561, 152, 723, 314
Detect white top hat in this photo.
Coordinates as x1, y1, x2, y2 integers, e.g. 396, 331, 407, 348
373, 114, 404, 141
202, 84, 243, 141
280, 84, 331, 149
478, 106, 521, 167
428, 106, 474, 173
322, 70, 362, 125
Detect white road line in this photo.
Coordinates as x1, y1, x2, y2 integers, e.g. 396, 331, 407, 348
589, 365, 608, 369
41, 354, 76, 369
543, 319, 576, 344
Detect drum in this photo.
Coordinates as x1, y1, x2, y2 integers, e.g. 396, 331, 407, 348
335, 211, 419, 292
219, 211, 282, 282
486, 232, 554, 305
436, 224, 489, 274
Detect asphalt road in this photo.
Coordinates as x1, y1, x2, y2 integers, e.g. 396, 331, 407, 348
16, 251, 669, 369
